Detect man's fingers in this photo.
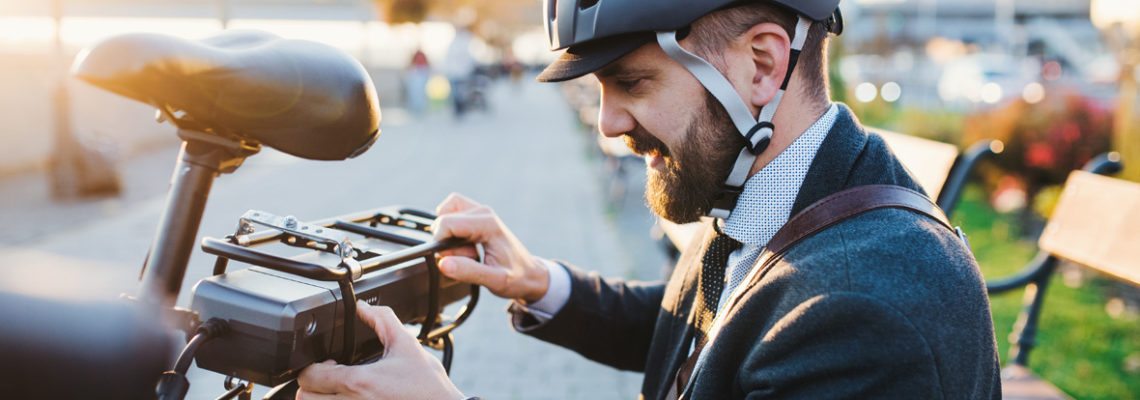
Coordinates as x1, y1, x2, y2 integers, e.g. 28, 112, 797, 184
438, 256, 507, 289
355, 302, 416, 357
435, 193, 479, 215
436, 245, 479, 260
296, 360, 350, 395
431, 212, 498, 242
295, 388, 344, 400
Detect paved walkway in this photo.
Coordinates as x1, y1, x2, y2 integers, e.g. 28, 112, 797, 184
0, 77, 666, 399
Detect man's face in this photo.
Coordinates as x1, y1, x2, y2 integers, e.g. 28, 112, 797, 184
594, 44, 745, 223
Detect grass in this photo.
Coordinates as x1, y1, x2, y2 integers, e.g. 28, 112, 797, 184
952, 185, 1140, 399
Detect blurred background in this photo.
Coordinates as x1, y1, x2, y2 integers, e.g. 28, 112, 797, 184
0, 0, 1137, 399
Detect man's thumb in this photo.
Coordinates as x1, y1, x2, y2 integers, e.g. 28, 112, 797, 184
356, 301, 414, 356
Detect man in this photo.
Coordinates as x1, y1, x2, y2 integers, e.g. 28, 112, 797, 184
297, 0, 1001, 399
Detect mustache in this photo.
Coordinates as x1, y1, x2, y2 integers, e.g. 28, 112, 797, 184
622, 126, 670, 158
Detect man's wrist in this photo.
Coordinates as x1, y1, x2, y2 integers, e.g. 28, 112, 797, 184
521, 256, 552, 303
514, 259, 571, 322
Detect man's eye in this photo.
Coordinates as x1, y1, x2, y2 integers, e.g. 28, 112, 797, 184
617, 78, 642, 90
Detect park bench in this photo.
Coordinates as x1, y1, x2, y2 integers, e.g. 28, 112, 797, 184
656, 128, 1003, 260
986, 153, 1131, 400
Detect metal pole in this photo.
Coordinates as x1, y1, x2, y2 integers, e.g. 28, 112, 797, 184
919, 0, 936, 39
1115, 56, 1139, 182
359, 0, 371, 67
138, 142, 219, 307
1008, 257, 1057, 366
995, 0, 1015, 50
52, 0, 63, 56
49, 0, 79, 200
218, 0, 230, 29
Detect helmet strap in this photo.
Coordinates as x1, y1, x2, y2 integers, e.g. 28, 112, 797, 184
655, 15, 812, 219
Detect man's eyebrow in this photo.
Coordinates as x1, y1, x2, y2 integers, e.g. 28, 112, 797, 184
596, 63, 653, 78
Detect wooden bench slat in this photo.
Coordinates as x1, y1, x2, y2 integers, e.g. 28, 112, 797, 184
1038, 171, 1140, 287
1001, 365, 1071, 400
872, 128, 959, 199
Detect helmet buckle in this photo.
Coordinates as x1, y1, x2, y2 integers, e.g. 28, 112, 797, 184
744, 122, 774, 155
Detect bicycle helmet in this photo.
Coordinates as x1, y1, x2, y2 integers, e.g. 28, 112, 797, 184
538, 0, 843, 219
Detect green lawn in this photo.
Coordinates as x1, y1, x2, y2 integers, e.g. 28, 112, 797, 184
952, 186, 1140, 399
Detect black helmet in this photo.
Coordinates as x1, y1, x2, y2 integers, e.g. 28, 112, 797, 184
538, 0, 843, 219
537, 0, 842, 83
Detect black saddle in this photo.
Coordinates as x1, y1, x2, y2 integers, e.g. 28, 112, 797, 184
72, 30, 380, 161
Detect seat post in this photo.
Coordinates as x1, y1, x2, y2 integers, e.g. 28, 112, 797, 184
138, 130, 260, 307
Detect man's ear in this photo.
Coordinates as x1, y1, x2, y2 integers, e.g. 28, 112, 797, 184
743, 23, 791, 108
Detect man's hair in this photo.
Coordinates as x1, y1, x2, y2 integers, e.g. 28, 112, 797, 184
687, 3, 830, 101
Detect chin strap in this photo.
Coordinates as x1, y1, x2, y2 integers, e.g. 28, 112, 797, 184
656, 15, 812, 219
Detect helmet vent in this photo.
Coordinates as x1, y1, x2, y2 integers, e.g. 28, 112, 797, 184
578, 0, 598, 10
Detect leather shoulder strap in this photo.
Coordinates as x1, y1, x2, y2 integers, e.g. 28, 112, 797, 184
766, 184, 953, 256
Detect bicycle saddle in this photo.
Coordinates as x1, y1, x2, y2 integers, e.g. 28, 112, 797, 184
72, 30, 380, 161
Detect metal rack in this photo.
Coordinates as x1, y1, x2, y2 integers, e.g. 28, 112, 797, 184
188, 206, 479, 400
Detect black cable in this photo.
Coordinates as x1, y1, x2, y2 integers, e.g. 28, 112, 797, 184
427, 285, 480, 339
441, 333, 454, 375
174, 318, 229, 375
418, 255, 441, 342
174, 333, 208, 375
451, 285, 479, 327
214, 383, 247, 400
159, 318, 230, 400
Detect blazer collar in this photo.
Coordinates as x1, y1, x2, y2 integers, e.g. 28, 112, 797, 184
789, 103, 869, 217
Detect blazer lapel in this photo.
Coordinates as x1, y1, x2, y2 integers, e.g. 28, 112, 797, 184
648, 221, 716, 399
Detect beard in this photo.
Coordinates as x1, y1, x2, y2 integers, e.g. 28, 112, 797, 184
624, 92, 746, 223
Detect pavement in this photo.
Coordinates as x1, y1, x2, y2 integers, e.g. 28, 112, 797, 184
0, 76, 669, 399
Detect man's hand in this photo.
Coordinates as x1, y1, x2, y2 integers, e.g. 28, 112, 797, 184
296, 301, 464, 400
433, 193, 550, 303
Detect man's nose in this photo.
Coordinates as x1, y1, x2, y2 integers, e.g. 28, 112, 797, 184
597, 89, 634, 138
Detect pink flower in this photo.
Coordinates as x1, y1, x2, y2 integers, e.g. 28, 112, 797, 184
1026, 143, 1056, 169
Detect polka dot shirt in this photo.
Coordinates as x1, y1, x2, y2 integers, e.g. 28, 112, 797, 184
716, 104, 839, 310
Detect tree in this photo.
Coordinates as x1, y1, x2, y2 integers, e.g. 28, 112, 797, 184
374, 0, 541, 48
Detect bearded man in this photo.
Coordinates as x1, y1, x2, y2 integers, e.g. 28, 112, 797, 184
296, 1, 1002, 399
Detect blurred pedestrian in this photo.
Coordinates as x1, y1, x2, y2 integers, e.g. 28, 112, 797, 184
444, 9, 479, 118
404, 48, 430, 115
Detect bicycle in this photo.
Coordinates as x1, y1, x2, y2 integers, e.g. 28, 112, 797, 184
2, 30, 480, 400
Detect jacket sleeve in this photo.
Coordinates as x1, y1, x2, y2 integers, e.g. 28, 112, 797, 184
509, 262, 666, 372
733, 292, 944, 399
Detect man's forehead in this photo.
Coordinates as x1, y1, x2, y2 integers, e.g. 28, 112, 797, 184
594, 42, 665, 78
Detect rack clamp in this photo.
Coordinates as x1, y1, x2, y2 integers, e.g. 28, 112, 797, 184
237, 210, 362, 279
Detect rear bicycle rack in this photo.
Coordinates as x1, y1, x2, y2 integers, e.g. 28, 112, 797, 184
189, 206, 479, 389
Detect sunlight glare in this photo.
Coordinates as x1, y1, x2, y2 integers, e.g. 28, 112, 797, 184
1091, 0, 1140, 32
981, 83, 1003, 104
0, 17, 56, 47
855, 82, 877, 103
229, 19, 365, 50
1022, 82, 1046, 104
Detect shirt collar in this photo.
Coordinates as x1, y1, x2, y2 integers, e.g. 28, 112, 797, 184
721, 103, 839, 246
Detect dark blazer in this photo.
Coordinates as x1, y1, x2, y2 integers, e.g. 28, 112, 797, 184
512, 104, 1002, 399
